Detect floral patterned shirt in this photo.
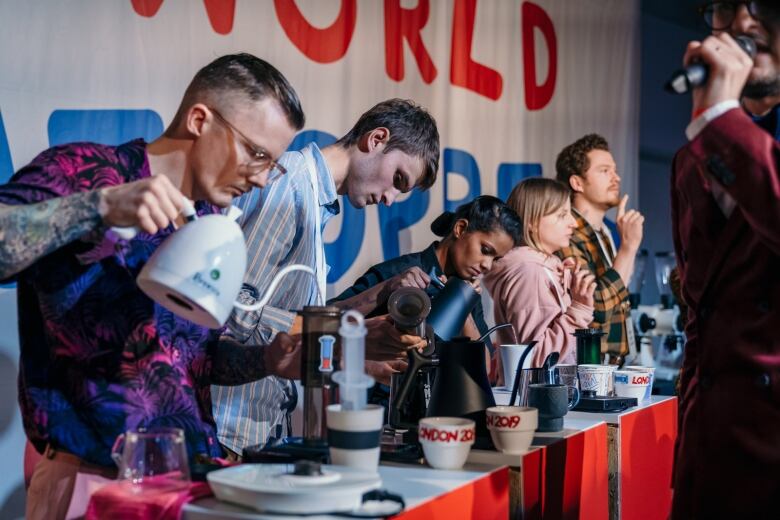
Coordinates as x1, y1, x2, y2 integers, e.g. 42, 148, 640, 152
0, 139, 224, 466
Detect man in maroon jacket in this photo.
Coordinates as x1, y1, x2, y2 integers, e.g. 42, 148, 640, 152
671, 2, 780, 517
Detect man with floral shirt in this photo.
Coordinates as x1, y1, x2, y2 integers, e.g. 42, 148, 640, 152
0, 53, 304, 519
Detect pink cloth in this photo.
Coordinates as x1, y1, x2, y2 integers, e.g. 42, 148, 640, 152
484, 247, 593, 367
85, 478, 213, 520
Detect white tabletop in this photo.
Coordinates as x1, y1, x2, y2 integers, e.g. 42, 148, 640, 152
183, 462, 501, 519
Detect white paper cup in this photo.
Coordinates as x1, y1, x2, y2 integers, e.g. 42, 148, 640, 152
577, 365, 613, 396
418, 417, 475, 470
486, 406, 538, 454
624, 366, 655, 400
614, 370, 651, 400
326, 404, 384, 472
499, 344, 535, 390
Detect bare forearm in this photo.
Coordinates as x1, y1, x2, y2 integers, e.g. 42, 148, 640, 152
211, 339, 268, 385
331, 283, 385, 314
0, 191, 104, 279
611, 246, 637, 287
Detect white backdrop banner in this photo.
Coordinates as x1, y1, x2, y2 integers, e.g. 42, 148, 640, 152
0, 0, 639, 294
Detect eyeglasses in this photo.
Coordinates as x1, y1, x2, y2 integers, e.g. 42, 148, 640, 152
208, 107, 287, 180
699, 1, 768, 30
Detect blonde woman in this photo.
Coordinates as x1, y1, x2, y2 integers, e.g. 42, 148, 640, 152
484, 178, 596, 368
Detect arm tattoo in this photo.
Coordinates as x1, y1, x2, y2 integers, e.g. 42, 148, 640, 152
211, 339, 268, 385
0, 191, 104, 279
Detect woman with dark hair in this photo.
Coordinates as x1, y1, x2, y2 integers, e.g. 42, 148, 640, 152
330, 196, 521, 389
330, 195, 522, 342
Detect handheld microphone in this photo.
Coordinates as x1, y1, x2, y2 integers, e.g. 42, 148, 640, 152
665, 35, 757, 94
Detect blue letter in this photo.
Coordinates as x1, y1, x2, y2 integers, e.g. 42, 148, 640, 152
378, 190, 430, 259
0, 111, 12, 184
48, 109, 164, 146
443, 148, 481, 212
496, 163, 542, 200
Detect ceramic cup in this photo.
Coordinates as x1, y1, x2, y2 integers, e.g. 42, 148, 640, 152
527, 384, 580, 432
485, 406, 538, 454
326, 404, 384, 472
418, 417, 475, 470
613, 370, 651, 400
623, 366, 655, 400
577, 364, 613, 397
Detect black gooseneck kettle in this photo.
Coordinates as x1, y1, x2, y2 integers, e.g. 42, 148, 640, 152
425, 328, 504, 442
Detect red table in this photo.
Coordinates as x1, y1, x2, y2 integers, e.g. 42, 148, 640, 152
469, 416, 609, 520
568, 396, 678, 520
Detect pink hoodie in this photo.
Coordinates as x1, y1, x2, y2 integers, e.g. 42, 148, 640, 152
483, 246, 594, 367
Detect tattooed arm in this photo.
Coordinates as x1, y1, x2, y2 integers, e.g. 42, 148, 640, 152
0, 191, 104, 280
0, 175, 189, 280
211, 333, 301, 385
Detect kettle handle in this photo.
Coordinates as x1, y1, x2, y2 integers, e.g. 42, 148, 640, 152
109, 197, 198, 241
389, 347, 436, 427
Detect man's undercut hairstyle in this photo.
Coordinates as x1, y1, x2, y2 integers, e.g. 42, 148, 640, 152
336, 99, 440, 190
555, 133, 610, 188
176, 53, 305, 130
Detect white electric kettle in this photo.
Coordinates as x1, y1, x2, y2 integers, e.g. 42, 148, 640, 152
114, 200, 316, 329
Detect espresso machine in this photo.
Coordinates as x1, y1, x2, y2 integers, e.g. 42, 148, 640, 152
632, 252, 686, 390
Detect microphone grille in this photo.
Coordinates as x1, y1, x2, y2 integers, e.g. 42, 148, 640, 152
736, 35, 757, 59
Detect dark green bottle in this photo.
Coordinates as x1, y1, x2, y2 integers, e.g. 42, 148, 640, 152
574, 328, 606, 365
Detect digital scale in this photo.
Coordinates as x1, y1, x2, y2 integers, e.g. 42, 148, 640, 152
573, 394, 638, 412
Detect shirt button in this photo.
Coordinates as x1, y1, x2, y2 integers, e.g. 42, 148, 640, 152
756, 300, 770, 313
700, 375, 713, 390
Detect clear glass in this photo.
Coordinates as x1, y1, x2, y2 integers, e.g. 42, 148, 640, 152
111, 427, 190, 491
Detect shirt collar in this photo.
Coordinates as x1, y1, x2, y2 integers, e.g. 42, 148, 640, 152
421, 241, 444, 274
306, 142, 339, 211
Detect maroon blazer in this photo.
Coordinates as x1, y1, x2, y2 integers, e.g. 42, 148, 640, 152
671, 108, 780, 518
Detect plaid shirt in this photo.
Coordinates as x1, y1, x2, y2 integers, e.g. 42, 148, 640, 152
556, 209, 630, 357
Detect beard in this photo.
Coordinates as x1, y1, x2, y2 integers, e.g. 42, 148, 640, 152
743, 75, 780, 99
605, 192, 621, 209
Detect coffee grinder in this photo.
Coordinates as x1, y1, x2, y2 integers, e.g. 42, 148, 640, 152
382, 288, 435, 460
244, 305, 342, 463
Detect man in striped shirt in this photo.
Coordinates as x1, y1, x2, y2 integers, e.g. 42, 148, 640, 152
212, 99, 440, 456
555, 134, 645, 363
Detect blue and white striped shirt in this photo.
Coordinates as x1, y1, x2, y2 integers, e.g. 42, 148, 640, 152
211, 143, 339, 454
